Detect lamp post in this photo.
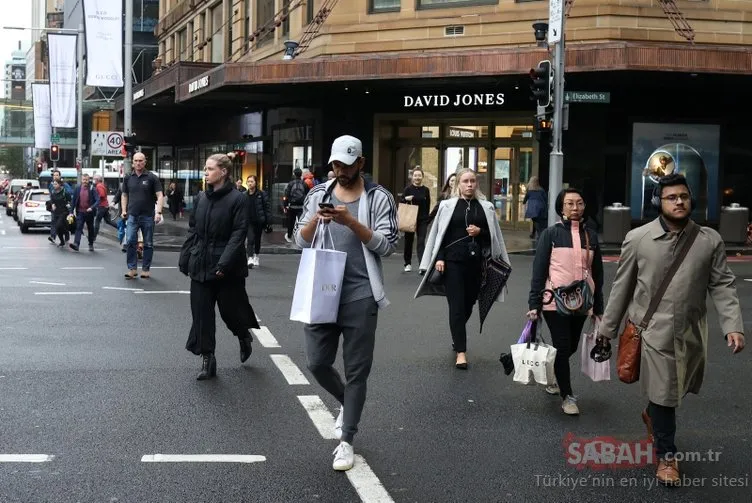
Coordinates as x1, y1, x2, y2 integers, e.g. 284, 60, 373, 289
2, 24, 85, 184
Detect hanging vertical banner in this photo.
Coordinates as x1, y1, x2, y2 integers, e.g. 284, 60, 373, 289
48, 33, 78, 128
82, 0, 124, 87
32, 83, 52, 149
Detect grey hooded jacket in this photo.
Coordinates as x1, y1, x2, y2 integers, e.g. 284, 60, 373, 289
294, 179, 399, 309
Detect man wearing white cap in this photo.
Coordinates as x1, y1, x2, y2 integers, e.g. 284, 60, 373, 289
295, 135, 399, 471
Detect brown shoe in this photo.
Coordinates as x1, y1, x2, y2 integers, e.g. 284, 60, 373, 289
124, 269, 137, 279
656, 458, 680, 486
641, 409, 654, 442
140, 270, 150, 279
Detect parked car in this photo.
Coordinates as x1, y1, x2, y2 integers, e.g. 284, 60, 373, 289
5, 179, 40, 217
17, 189, 51, 233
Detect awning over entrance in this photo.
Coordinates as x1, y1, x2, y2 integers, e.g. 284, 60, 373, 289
174, 41, 752, 103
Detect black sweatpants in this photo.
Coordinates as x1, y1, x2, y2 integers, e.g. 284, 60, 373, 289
247, 223, 264, 257
542, 311, 587, 398
185, 277, 259, 356
648, 401, 677, 459
403, 219, 428, 266
52, 213, 69, 244
444, 259, 483, 353
287, 208, 302, 238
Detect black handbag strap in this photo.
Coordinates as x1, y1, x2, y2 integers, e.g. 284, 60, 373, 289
638, 223, 700, 330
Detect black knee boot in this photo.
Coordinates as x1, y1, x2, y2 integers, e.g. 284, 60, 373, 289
239, 334, 253, 363
197, 354, 216, 380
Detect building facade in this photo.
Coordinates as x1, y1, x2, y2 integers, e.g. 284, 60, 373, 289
117, 0, 752, 227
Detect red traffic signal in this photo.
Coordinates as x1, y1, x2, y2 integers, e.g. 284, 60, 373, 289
36, 162, 43, 173
50, 144, 60, 162
234, 150, 247, 161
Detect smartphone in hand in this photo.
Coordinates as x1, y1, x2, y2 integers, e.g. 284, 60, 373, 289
318, 203, 335, 210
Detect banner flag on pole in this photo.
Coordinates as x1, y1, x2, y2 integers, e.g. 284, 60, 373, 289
48, 33, 78, 128
82, 0, 124, 87
31, 83, 52, 149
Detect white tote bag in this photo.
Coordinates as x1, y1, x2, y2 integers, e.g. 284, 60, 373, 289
511, 340, 558, 386
289, 222, 347, 324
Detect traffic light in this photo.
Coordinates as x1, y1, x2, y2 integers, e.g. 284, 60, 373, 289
50, 144, 60, 162
529, 60, 553, 108
234, 150, 246, 162
535, 115, 552, 142
123, 135, 137, 156
36, 162, 43, 173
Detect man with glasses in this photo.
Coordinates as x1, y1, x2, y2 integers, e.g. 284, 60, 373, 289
599, 174, 744, 486
121, 152, 164, 279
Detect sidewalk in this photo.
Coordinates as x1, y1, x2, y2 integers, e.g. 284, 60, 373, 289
96, 216, 752, 256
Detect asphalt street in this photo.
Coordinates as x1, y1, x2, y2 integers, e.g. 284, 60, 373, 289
1, 215, 750, 503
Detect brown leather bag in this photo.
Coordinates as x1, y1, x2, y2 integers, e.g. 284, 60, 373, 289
617, 224, 700, 384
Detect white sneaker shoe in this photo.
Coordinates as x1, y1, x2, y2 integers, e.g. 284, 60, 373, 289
284, 234, 293, 243
334, 406, 343, 440
545, 383, 560, 395
253, 255, 260, 268
404, 264, 412, 272
247, 256, 253, 267
562, 395, 580, 415
332, 441, 354, 471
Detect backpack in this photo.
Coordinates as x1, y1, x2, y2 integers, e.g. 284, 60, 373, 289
289, 180, 306, 205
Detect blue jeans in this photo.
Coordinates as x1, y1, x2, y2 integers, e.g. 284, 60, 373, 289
126, 215, 154, 271
117, 218, 126, 243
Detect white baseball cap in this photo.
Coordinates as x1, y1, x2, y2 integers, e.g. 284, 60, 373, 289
328, 135, 363, 165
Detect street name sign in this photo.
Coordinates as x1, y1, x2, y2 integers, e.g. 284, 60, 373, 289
549, 0, 563, 44
564, 91, 611, 104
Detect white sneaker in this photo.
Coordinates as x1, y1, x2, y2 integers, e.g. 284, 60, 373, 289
332, 441, 354, 471
253, 255, 260, 268
247, 256, 253, 267
334, 406, 343, 440
545, 383, 560, 395
284, 234, 292, 243
404, 264, 412, 272
562, 395, 580, 415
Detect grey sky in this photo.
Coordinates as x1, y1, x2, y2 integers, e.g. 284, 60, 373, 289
0, 2, 33, 98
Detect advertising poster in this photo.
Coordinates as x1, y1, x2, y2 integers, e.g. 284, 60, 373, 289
630, 123, 720, 221
10, 65, 26, 100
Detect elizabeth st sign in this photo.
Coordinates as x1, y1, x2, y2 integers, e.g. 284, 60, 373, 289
564, 91, 611, 104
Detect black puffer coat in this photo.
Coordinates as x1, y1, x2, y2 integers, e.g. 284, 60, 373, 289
246, 189, 270, 226
179, 181, 249, 282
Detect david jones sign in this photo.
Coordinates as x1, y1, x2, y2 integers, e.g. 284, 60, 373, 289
404, 93, 505, 108
188, 75, 210, 93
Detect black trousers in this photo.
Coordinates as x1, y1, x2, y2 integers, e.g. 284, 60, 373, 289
648, 401, 677, 459
94, 206, 116, 239
403, 219, 428, 266
542, 311, 587, 398
287, 208, 302, 238
185, 277, 259, 356
73, 211, 95, 246
52, 213, 69, 244
444, 259, 483, 353
247, 222, 264, 256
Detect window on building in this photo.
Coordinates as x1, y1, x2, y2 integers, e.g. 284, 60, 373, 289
417, 0, 497, 8
178, 29, 187, 61
282, 1, 290, 38
256, 0, 274, 47
246, 0, 253, 49
226, 0, 234, 60
370, 0, 400, 12
187, 22, 194, 61
307, 0, 314, 23
211, 5, 224, 63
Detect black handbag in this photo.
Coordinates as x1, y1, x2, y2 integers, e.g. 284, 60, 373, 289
542, 229, 593, 316
426, 267, 444, 285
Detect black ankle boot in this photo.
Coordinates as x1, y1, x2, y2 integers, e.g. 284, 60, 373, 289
239, 336, 252, 363
197, 353, 216, 380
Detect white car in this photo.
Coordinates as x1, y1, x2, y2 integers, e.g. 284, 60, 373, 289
18, 189, 52, 233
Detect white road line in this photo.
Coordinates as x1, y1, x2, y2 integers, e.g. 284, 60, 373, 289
102, 286, 144, 291
0, 454, 55, 463
29, 281, 66, 286
297, 395, 338, 440
133, 290, 189, 295
252, 326, 281, 348
34, 291, 92, 296
147, 266, 177, 269
141, 454, 266, 463
61, 266, 105, 270
0, 267, 28, 270
346, 456, 395, 503
744, 279, 752, 282
270, 355, 310, 385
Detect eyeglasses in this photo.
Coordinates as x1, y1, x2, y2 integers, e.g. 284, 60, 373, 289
661, 194, 690, 203
563, 201, 585, 208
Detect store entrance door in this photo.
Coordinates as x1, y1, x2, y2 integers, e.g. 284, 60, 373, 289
490, 143, 534, 230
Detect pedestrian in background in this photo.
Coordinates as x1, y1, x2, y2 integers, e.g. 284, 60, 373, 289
428, 173, 457, 222
181, 153, 259, 380
284, 168, 308, 243
48, 169, 72, 244
69, 174, 100, 252
167, 182, 183, 220
416, 168, 510, 369
235, 179, 247, 193
49, 179, 71, 247
92, 175, 115, 240
121, 152, 164, 279
523, 175, 547, 241
401, 168, 430, 273
527, 188, 604, 416
599, 174, 744, 485
245, 175, 270, 269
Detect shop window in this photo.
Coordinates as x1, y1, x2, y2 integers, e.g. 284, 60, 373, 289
417, 0, 497, 8
370, 0, 400, 12
495, 125, 533, 139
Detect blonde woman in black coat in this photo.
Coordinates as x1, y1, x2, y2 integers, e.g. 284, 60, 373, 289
179, 153, 260, 380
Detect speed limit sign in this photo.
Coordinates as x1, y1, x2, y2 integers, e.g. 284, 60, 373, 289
107, 133, 123, 150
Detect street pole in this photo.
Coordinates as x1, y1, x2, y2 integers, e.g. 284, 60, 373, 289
52, 127, 57, 169
123, 0, 133, 177
76, 23, 84, 185
547, 16, 566, 228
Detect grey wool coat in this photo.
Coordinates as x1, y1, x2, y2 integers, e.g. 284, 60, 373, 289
414, 197, 510, 300
599, 218, 744, 407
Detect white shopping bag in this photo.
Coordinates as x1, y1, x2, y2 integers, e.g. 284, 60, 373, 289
289, 222, 347, 324
511, 341, 557, 386
580, 321, 611, 382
